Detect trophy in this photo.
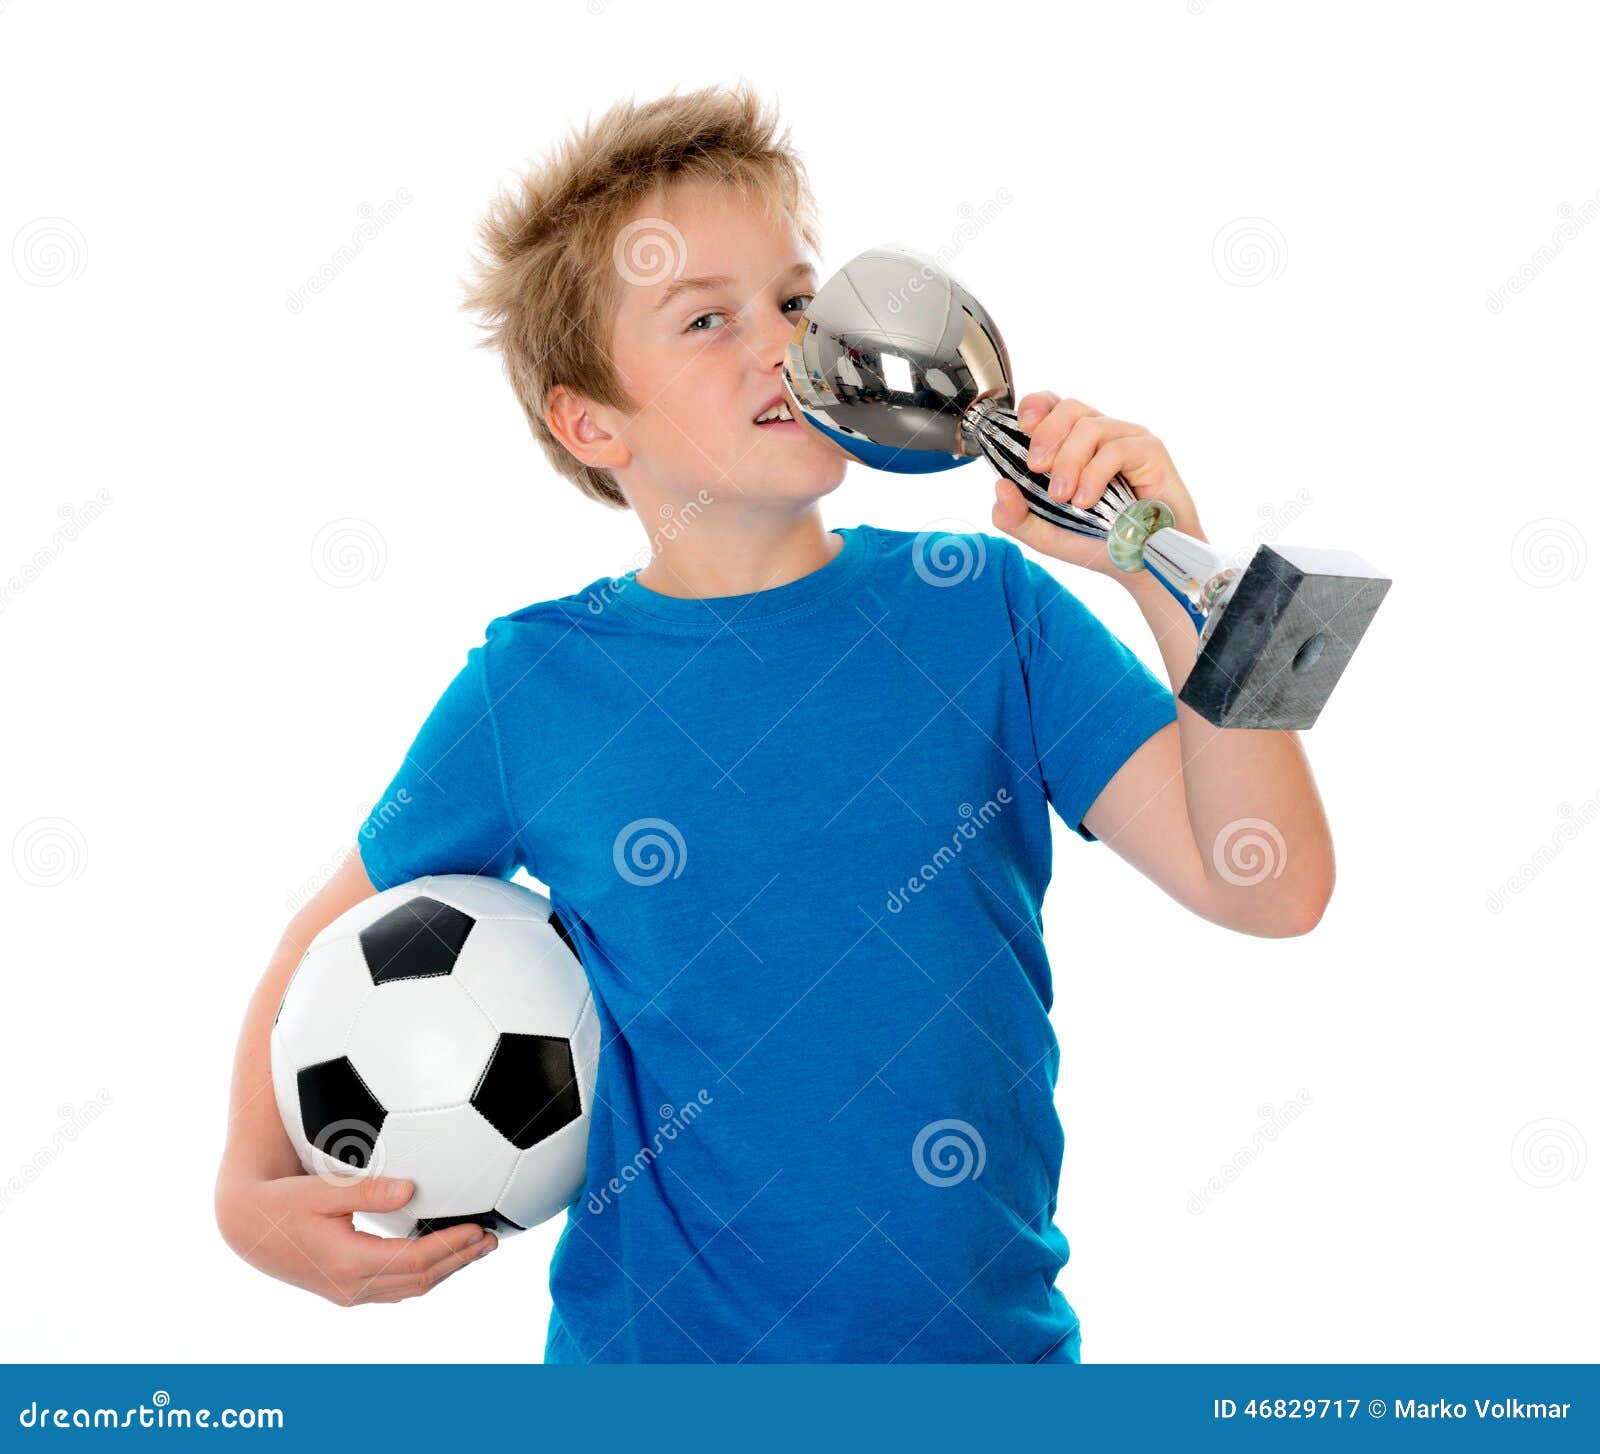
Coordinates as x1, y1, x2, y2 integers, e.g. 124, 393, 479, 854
780, 246, 1390, 730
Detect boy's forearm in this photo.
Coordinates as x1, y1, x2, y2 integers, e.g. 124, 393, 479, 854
218, 848, 379, 1205
218, 927, 314, 1189
1121, 564, 1336, 928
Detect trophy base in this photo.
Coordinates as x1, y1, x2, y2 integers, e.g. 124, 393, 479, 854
1179, 545, 1391, 730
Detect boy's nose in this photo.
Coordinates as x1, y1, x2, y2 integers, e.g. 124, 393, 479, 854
756, 303, 798, 366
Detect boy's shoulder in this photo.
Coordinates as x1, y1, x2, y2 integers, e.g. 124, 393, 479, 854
481, 567, 639, 643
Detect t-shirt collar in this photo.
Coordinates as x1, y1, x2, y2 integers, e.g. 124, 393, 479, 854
607, 525, 872, 632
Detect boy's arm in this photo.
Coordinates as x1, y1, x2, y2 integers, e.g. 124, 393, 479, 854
1080, 572, 1335, 938
214, 846, 498, 1305
992, 391, 1336, 939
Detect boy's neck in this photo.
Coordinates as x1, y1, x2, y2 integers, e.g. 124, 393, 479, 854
630, 507, 843, 600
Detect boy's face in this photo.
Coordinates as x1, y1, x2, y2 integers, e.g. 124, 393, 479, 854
599, 177, 848, 511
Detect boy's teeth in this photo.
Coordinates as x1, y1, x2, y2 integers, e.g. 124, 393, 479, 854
755, 402, 793, 423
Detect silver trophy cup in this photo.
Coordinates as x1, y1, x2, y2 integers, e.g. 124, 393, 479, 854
780, 246, 1390, 730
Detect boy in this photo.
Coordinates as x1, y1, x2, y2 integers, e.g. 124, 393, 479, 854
215, 83, 1334, 1362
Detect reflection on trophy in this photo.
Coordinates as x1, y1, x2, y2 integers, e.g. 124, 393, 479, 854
780, 246, 1391, 731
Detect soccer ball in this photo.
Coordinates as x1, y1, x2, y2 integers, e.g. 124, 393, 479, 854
270, 874, 598, 1238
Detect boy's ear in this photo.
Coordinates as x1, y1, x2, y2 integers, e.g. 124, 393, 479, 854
545, 384, 631, 471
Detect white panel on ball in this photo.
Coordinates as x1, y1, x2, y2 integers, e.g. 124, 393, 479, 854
366, 1104, 522, 1229
345, 977, 497, 1112
274, 939, 373, 1069
413, 873, 550, 923
452, 916, 591, 1034
500, 1115, 590, 1229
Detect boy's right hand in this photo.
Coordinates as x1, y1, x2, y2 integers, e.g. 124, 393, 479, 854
216, 1171, 498, 1306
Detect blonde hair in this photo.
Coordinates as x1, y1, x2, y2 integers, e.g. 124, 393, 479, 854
460, 83, 822, 509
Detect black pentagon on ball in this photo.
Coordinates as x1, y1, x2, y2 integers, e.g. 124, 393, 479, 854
297, 1056, 386, 1169
471, 1033, 582, 1150
413, 1210, 527, 1239
358, 895, 476, 984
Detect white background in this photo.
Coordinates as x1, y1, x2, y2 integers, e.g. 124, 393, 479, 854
2, 0, 1594, 1364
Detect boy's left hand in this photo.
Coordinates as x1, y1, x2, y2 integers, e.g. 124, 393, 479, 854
990, 391, 1206, 578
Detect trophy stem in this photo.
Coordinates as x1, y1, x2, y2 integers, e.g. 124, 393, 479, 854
962, 399, 1233, 636
1142, 529, 1241, 643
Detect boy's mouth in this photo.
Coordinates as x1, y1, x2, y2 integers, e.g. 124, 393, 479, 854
752, 394, 803, 433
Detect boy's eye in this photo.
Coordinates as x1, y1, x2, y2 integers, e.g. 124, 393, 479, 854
685, 295, 814, 333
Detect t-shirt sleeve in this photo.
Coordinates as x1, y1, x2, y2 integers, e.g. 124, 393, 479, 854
355, 638, 524, 891
1000, 537, 1177, 842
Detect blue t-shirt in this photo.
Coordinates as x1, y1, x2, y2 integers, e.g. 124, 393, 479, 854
357, 523, 1176, 1363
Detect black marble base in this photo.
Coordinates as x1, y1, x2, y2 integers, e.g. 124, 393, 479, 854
1179, 545, 1391, 730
